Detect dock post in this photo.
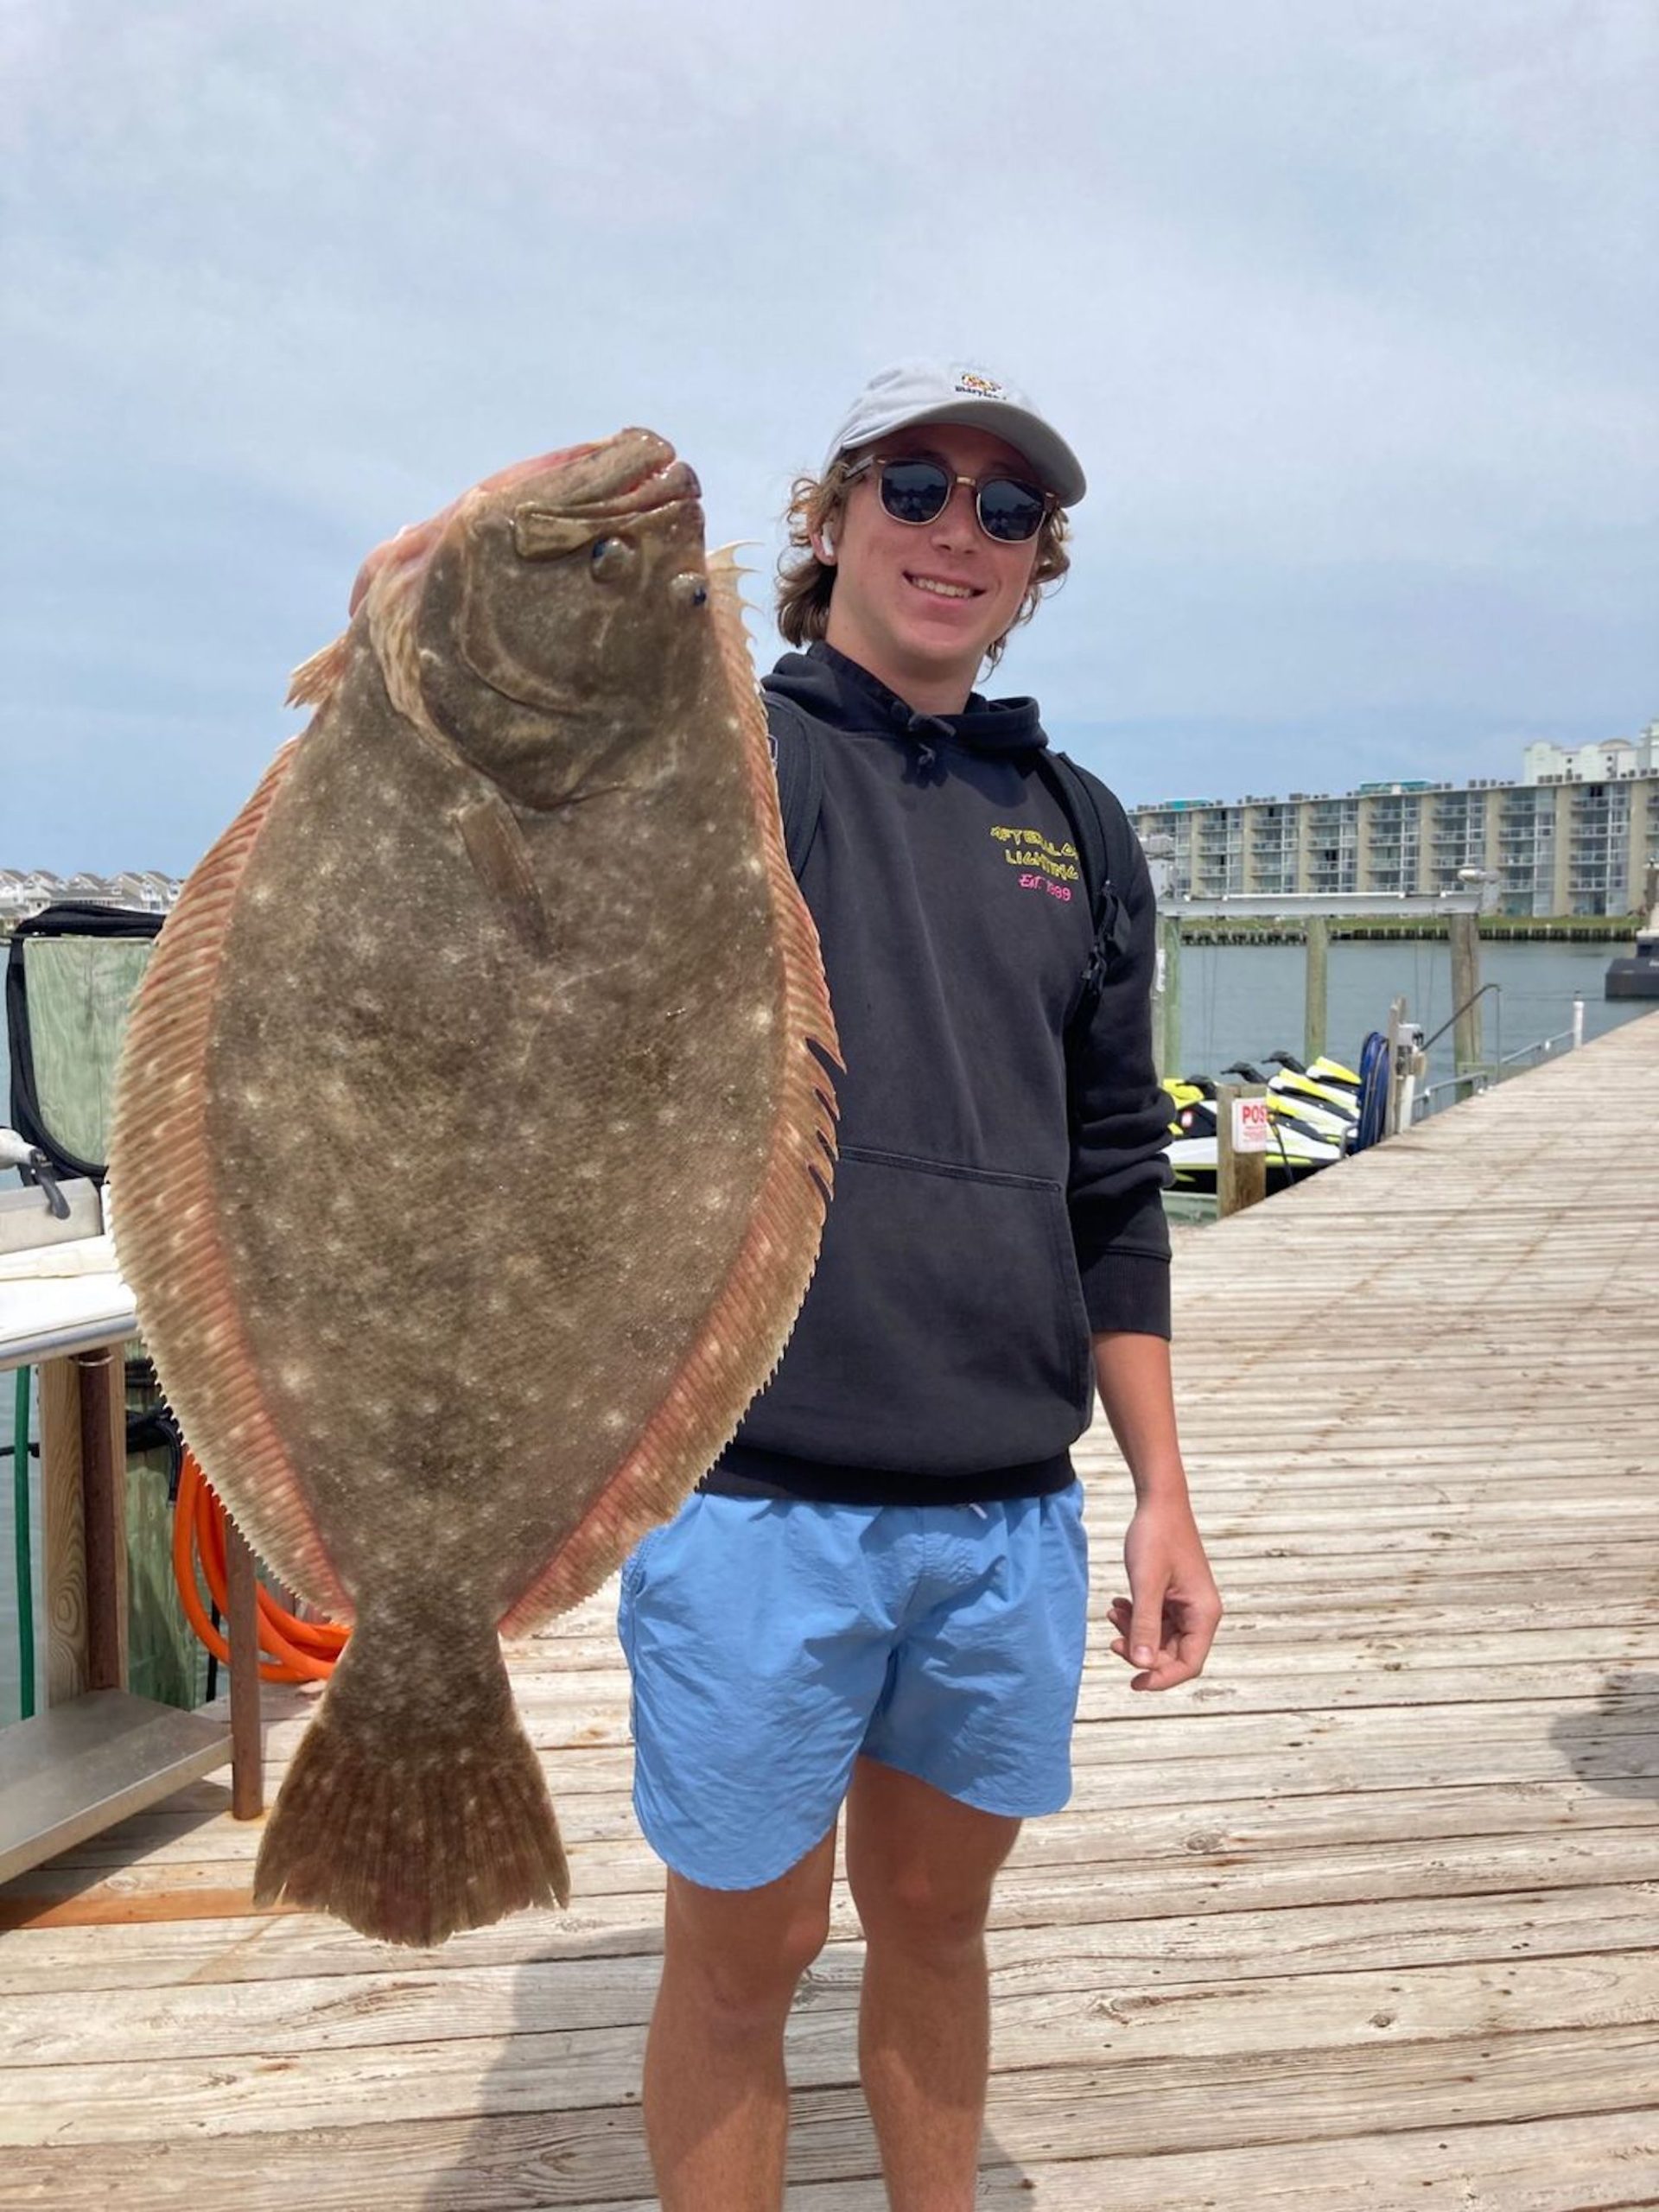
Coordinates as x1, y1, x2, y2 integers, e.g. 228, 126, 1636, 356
40, 1351, 128, 1705
225, 1521, 265, 1820
1384, 996, 1406, 1137
1216, 1083, 1268, 1217
1304, 918, 1328, 1065
1449, 913, 1483, 1100
74, 1350, 124, 1694
1572, 995, 1585, 1051
1154, 915, 1182, 1083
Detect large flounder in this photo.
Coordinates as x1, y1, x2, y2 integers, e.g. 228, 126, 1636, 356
108, 431, 839, 1946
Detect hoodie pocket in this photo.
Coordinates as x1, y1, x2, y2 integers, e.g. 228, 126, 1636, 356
736, 1146, 1094, 1473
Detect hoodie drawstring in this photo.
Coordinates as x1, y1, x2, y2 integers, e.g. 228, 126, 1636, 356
905, 710, 951, 779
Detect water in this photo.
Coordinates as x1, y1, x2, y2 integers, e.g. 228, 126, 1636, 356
1173, 937, 1645, 1095
0, 938, 1648, 1721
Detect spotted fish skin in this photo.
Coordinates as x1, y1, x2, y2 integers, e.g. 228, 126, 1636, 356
109, 431, 839, 1946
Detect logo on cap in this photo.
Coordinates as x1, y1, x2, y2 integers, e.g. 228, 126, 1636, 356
954, 372, 1005, 398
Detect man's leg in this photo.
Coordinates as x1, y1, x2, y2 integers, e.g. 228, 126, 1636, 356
844, 1756, 1021, 2212
643, 1822, 839, 2212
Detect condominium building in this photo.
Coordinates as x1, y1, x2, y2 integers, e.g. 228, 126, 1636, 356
1135, 747, 1659, 917
1522, 722, 1659, 785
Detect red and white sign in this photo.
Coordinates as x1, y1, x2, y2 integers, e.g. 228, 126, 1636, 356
1231, 1096, 1272, 1153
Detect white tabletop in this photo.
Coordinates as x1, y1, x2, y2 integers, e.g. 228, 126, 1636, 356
0, 1268, 138, 1370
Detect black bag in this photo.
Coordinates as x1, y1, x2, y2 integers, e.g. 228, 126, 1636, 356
5, 902, 164, 1183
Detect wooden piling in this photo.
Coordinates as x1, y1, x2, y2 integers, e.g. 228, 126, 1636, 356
1303, 917, 1328, 1065
1383, 995, 1406, 1137
1449, 912, 1483, 1100
1154, 914, 1181, 1083
1216, 1082, 1268, 1217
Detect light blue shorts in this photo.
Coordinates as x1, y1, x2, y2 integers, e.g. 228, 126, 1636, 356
615, 1484, 1090, 1891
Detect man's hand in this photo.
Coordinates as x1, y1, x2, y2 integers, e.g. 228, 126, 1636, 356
1107, 1497, 1222, 1692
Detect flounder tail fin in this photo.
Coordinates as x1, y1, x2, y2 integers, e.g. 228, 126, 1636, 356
253, 1608, 568, 1946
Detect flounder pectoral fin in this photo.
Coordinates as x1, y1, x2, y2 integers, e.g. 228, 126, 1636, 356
455, 791, 551, 956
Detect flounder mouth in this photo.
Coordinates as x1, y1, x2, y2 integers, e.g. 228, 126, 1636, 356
612, 454, 701, 516
521, 429, 700, 527
508, 434, 702, 564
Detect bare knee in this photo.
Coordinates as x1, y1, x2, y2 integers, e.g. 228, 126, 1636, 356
845, 1764, 1017, 1969
662, 1859, 833, 2031
850, 1864, 995, 1967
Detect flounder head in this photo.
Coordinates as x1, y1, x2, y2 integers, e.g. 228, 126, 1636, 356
306, 431, 722, 812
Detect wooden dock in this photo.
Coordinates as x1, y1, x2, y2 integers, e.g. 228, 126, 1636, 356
3, 1013, 1656, 2209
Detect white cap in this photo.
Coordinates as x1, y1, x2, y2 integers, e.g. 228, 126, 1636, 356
823, 359, 1086, 506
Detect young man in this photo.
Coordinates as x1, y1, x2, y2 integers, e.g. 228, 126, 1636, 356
619, 361, 1222, 2211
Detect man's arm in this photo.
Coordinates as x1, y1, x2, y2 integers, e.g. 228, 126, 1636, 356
1092, 1330, 1222, 1692
1063, 796, 1221, 1690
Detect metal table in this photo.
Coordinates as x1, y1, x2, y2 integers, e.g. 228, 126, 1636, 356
0, 1254, 264, 1888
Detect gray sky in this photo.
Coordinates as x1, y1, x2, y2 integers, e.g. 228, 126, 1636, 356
3, 0, 1655, 874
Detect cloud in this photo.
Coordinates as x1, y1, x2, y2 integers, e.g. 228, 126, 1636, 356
1, 0, 1654, 868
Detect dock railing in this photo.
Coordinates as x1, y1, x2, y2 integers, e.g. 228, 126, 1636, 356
1411, 994, 1585, 1119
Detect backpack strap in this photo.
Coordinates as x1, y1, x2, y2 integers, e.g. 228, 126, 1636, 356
1030, 749, 1138, 1030
759, 695, 1136, 1033
761, 686, 824, 880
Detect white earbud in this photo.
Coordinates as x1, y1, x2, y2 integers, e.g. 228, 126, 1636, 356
817, 523, 836, 561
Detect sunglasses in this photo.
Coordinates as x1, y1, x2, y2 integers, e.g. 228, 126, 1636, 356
842, 454, 1055, 544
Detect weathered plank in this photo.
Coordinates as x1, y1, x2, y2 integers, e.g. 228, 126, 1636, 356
9, 1882, 1659, 2069
5, 2027, 1658, 2204
7, 1946, 1659, 2146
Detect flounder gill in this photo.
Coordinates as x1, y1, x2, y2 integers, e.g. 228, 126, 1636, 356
108, 431, 840, 1946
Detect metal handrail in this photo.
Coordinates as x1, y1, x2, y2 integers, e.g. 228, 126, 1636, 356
1495, 1026, 1576, 1069
1412, 996, 1585, 1117
1414, 1070, 1496, 1111
1420, 981, 1501, 1055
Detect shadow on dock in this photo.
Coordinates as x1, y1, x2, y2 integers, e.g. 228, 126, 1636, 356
420, 1901, 1035, 2208
1550, 1671, 1659, 1806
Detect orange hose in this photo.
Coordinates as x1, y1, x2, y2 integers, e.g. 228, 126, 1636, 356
200, 1478, 347, 1657
194, 1474, 333, 1680
173, 1449, 349, 1683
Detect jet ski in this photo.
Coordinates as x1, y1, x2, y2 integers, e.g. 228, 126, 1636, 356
1266, 1049, 1363, 1104
1255, 1052, 1362, 1146
1166, 1076, 1344, 1192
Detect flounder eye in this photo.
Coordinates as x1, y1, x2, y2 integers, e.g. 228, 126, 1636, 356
590, 536, 636, 583
671, 572, 709, 611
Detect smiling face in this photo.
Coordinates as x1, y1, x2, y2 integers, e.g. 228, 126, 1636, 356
820, 422, 1046, 715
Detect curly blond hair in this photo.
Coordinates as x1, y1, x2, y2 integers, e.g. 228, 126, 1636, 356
774, 454, 1071, 671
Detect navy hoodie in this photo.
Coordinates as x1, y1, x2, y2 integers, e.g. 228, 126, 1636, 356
705, 641, 1173, 1506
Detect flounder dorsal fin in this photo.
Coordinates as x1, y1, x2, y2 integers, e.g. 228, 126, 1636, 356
706, 542, 758, 605
287, 632, 353, 710
287, 510, 447, 720
109, 735, 353, 1620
